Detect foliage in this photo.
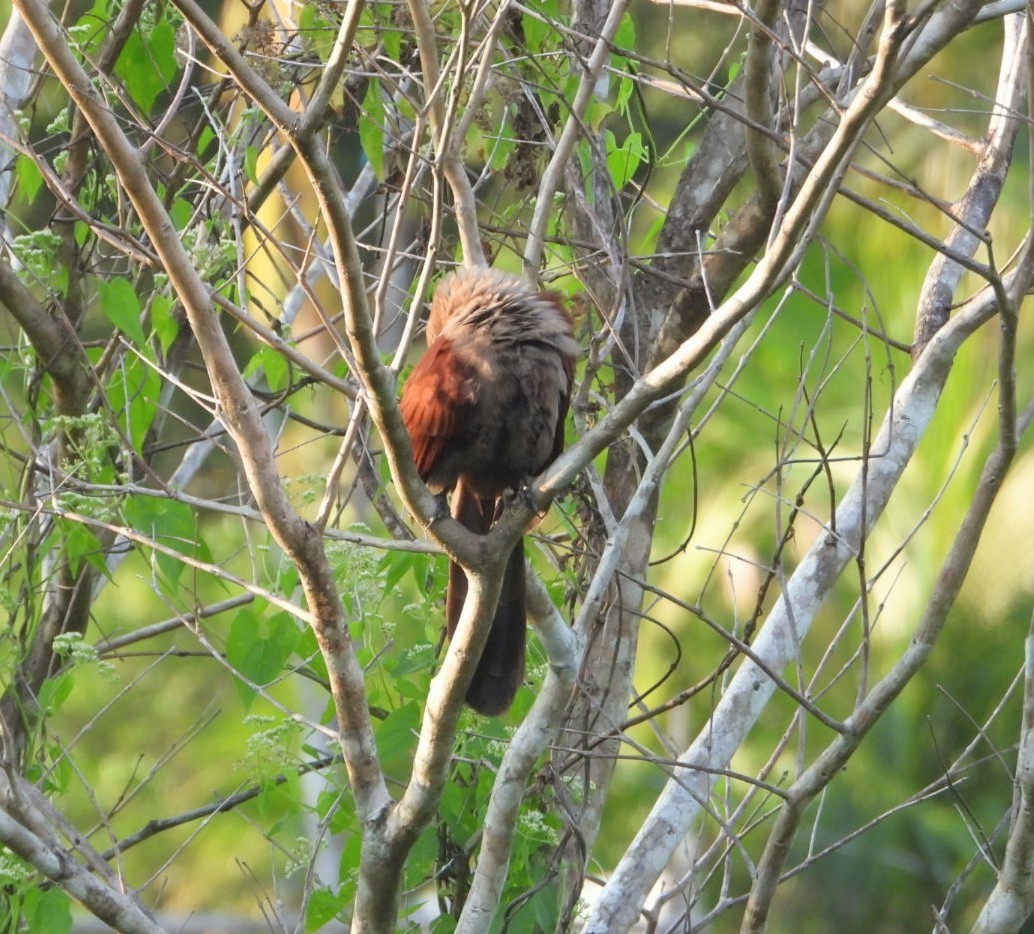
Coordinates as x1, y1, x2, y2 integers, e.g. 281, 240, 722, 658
0, 1, 1032, 933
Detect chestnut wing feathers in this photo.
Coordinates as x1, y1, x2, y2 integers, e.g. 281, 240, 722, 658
399, 337, 478, 481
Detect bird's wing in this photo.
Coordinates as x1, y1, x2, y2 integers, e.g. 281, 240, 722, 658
399, 337, 478, 481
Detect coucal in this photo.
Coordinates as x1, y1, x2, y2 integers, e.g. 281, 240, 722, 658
399, 268, 578, 715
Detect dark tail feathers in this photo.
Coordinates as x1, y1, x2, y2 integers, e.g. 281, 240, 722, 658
447, 482, 525, 715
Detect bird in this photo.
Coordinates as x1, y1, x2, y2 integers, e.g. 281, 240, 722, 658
399, 268, 578, 715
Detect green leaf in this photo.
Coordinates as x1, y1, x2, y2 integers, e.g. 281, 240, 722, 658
521, 9, 550, 54
24, 888, 72, 934
534, 882, 561, 931
41, 749, 73, 795
314, 788, 355, 834
170, 197, 193, 231
727, 51, 745, 84
586, 99, 612, 133
196, 125, 216, 157
338, 830, 362, 879
381, 549, 433, 593
226, 609, 302, 708
16, 155, 43, 204
99, 277, 147, 348
402, 825, 440, 896
296, 628, 327, 685
380, 17, 401, 60
276, 560, 300, 595
375, 702, 420, 761
123, 495, 198, 590
359, 82, 385, 180
244, 145, 260, 184
614, 10, 635, 48
250, 772, 301, 832
57, 517, 105, 576
71, 0, 109, 55
305, 887, 348, 932
108, 355, 160, 453
37, 671, 75, 717
114, 20, 178, 113
151, 292, 178, 355
300, 4, 336, 61
244, 344, 290, 393
605, 130, 646, 189
390, 642, 434, 678
615, 72, 636, 114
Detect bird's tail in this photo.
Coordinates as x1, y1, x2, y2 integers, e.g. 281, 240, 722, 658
447, 480, 525, 715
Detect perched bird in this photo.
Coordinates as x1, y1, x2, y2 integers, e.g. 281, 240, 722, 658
399, 268, 578, 715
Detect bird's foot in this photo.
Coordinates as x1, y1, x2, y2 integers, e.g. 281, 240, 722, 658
515, 478, 545, 517
427, 491, 450, 526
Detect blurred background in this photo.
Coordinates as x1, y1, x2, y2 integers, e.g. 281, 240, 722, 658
0, 0, 1030, 930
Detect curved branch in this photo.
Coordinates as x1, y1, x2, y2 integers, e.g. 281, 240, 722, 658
743, 0, 782, 207
973, 615, 1034, 932
538, 1, 907, 507
0, 258, 89, 416
581, 268, 1013, 934
456, 576, 583, 933
0, 772, 164, 934
300, 0, 365, 133
911, 9, 1029, 354
406, 0, 487, 268
523, 0, 632, 277
745, 339, 1030, 931
12, 0, 389, 825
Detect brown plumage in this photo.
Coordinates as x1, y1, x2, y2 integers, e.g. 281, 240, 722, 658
399, 268, 578, 715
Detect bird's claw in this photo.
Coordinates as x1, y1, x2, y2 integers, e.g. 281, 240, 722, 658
426, 492, 450, 527
516, 478, 542, 515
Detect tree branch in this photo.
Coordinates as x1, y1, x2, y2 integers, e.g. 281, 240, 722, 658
12, 0, 389, 826
456, 569, 584, 931
523, 0, 632, 277
405, 0, 487, 268
0, 771, 165, 934
743, 0, 782, 208
581, 255, 1021, 934
972, 613, 1034, 933
911, 9, 1029, 355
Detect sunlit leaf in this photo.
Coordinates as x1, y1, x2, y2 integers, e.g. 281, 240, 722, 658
24, 888, 71, 934
122, 495, 199, 591
114, 20, 177, 113
244, 344, 290, 393
305, 887, 348, 932
57, 518, 105, 577
108, 355, 160, 453
359, 81, 385, 181
99, 277, 147, 348
170, 197, 193, 231
151, 292, 178, 355
36, 670, 75, 717
243, 144, 259, 184
196, 125, 215, 157
375, 702, 420, 760
605, 130, 646, 189
226, 609, 302, 708
615, 10, 635, 47
16, 155, 43, 204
